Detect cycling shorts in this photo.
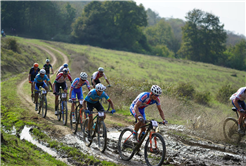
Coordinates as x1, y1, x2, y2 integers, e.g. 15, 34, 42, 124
232, 100, 246, 110
71, 87, 83, 100
87, 102, 104, 114
130, 104, 146, 120
35, 82, 47, 93
54, 82, 67, 95
91, 77, 101, 86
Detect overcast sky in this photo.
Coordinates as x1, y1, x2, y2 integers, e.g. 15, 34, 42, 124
135, 0, 246, 36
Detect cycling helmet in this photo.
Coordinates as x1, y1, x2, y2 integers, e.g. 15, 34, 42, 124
63, 68, 68, 74
151, 85, 162, 95
80, 72, 88, 80
63, 63, 68, 68
98, 67, 104, 72
40, 69, 46, 74
46, 59, 50, 63
34, 63, 39, 68
95, 83, 106, 92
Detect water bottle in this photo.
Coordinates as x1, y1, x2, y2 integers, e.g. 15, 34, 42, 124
92, 122, 96, 130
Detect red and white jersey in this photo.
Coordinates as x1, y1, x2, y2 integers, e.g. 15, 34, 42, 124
55, 72, 72, 83
230, 87, 246, 101
92, 71, 107, 80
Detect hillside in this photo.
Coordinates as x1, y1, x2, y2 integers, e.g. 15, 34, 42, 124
1, 36, 246, 165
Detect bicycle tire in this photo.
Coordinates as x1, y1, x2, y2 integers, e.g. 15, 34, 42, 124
83, 118, 93, 147
37, 93, 42, 114
80, 109, 86, 133
97, 120, 107, 152
144, 133, 166, 166
41, 95, 47, 118
75, 107, 85, 134
100, 98, 110, 111
223, 117, 241, 144
70, 106, 77, 134
57, 97, 61, 121
118, 128, 135, 161
62, 101, 68, 126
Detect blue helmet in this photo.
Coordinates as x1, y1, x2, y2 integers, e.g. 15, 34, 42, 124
63, 63, 68, 68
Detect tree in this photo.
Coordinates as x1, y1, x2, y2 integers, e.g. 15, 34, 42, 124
178, 9, 227, 63
71, 1, 149, 52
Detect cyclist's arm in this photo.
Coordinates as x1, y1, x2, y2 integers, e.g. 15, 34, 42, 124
134, 100, 142, 117
233, 98, 243, 111
28, 74, 31, 82
92, 79, 96, 88
108, 99, 115, 110
157, 105, 165, 120
105, 79, 110, 85
69, 87, 74, 99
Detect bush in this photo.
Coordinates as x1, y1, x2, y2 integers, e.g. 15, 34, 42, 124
216, 84, 237, 104
173, 82, 195, 99
2, 38, 20, 53
194, 91, 211, 105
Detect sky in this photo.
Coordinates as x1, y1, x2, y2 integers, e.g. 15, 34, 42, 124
135, 0, 246, 36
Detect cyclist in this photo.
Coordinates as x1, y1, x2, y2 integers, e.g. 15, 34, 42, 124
130, 85, 167, 143
69, 72, 91, 123
57, 63, 70, 75
53, 68, 73, 115
43, 59, 54, 78
230, 87, 246, 135
34, 69, 52, 111
91, 67, 111, 88
82, 83, 116, 140
29, 63, 40, 98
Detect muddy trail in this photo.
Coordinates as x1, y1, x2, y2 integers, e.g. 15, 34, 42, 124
17, 44, 246, 166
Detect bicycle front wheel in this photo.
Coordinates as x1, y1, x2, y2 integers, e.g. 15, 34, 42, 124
83, 118, 93, 147
70, 108, 77, 134
144, 133, 166, 166
97, 120, 107, 152
37, 94, 42, 114
118, 128, 135, 161
57, 101, 61, 121
62, 101, 68, 125
223, 117, 241, 144
41, 95, 47, 118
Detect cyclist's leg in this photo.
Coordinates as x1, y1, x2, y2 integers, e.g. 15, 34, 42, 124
42, 82, 49, 95
232, 100, 246, 133
31, 80, 34, 96
87, 102, 94, 131
71, 88, 77, 114
130, 106, 146, 136
94, 101, 105, 119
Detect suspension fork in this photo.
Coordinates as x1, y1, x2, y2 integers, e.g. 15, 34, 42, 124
149, 130, 157, 151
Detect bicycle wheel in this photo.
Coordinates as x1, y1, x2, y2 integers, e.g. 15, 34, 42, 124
76, 108, 85, 134
97, 120, 107, 152
118, 128, 135, 161
100, 98, 110, 111
83, 118, 93, 147
57, 99, 61, 121
62, 101, 68, 125
223, 117, 241, 144
144, 133, 166, 166
41, 95, 47, 118
70, 107, 77, 133
38, 94, 42, 114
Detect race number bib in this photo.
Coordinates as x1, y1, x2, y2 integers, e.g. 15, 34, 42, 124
152, 120, 158, 127
62, 93, 67, 98
42, 90, 46, 94
98, 112, 104, 117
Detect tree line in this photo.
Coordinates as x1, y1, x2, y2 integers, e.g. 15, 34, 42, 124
1, 1, 246, 71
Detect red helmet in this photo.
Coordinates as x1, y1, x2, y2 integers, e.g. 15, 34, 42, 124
34, 63, 39, 68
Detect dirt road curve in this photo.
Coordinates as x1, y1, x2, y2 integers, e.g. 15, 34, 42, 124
17, 44, 71, 135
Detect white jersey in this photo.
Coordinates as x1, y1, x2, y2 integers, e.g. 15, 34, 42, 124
57, 66, 70, 74
92, 71, 107, 80
230, 87, 246, 101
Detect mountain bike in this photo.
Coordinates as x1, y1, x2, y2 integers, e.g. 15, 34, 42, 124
70, 100, 87, 134
118, 120, 166, 166
223, 107, 246, 144
56, 87, 68, 125
35, 86, 48, 118
83, 111, 112, 153
99, 86, 111, 111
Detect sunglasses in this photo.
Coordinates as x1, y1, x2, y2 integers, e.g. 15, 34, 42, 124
81, 79, 86, 81
154, 95, 159, 97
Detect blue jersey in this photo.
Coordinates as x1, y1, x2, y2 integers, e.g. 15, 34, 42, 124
71, 78, 90, 89
85, 89, 110, 104
34, 74, 50, 83
131, 92, 160, 109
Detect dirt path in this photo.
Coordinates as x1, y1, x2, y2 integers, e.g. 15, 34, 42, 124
17, 44, 71, 135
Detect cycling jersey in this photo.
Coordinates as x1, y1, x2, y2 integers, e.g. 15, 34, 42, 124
34, 74, 50, 83
230, 87, 246, 101
71, 78, 90, 89
130, 92, 160, 120
58, 66, 70, 74
84, 89, 110, 104
92, 71, 107, 80
43, 64, 52, 74
29, 67, 40, 81
55, 72, 72, 83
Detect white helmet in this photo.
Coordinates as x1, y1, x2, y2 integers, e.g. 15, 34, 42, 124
63, 68, 68, 74
40, 69, 46, 74
98, 67, 104, 72
80, 72, 88, 80
151, 85, 162, 95
95, 83, 106, 92
46, 59, 50, 63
